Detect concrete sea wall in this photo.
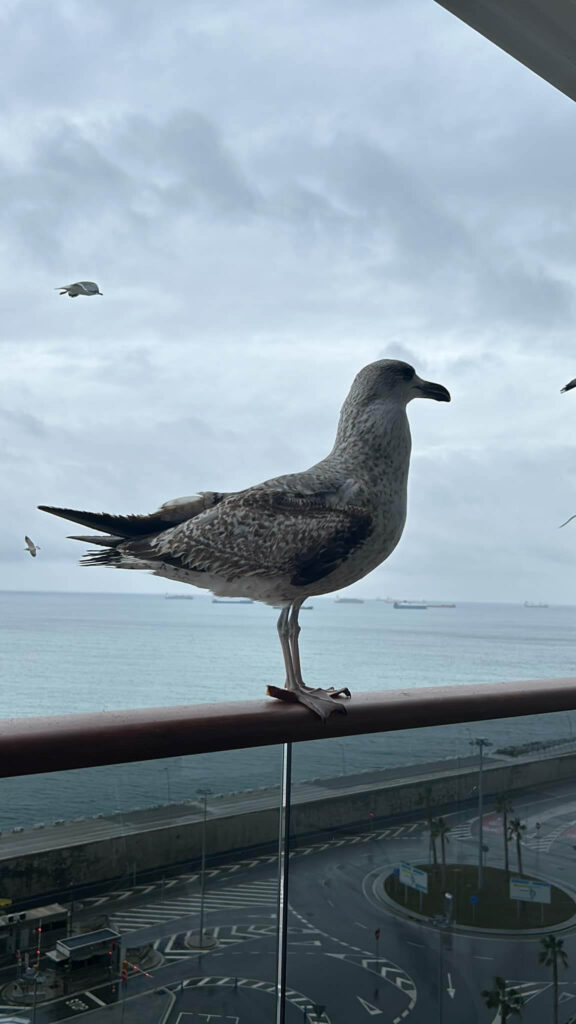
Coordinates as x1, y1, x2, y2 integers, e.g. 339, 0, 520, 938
2, 752, 574, 903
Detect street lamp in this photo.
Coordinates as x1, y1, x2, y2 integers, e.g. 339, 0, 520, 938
197, 787, 212, 949
470, 738, 492, 890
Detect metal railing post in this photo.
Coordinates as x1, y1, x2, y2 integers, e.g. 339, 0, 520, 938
275, 741, 292, 1024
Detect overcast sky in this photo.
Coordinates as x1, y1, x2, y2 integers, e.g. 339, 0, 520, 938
3, 0, 576, 603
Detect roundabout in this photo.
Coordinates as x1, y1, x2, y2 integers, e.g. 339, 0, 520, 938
382, 864, 576, 931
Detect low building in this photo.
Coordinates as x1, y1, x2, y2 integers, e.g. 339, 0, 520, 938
0, 904, 69, 959
46, 928, 121, 972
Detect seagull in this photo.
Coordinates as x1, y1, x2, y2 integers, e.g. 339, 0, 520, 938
24, 536, 40, 558
38, 359, 450, 718
56, 281, 103, 298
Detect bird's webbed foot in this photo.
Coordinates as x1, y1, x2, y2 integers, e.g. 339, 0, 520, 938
267, 684, 351, 720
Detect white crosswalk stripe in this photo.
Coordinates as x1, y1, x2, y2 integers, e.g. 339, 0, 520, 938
524, 824, 567, 852
446, 824, 473, 840
111, 880, 278, 932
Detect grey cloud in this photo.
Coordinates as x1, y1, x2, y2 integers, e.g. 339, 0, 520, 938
3, 0, 576, 602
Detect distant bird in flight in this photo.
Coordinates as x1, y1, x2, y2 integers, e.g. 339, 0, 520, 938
56, 281, 103, 298
39, 359, 450, 719
24, 536, 40, 558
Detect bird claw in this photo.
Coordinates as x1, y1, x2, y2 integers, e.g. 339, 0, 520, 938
267, 684, 349, 720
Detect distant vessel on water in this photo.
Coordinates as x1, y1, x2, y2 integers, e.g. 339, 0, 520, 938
212, 598, 254, 604
524, 601, 549, 608
335, 597, 364, 604
393, 601, 427, 610
165, 594, 194, 600
390, 599, 456, 608
273, 604, 313, 610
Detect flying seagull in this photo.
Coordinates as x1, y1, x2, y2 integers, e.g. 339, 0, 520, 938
24, 536, 40, 558
38, 359, 450, 718
56, 281, 103, 297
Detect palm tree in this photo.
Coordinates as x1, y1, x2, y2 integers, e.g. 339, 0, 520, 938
482, 976, 525, 1023
507, 817, 527, 876
494, 795, 514, 873
539, 935, 569, 1024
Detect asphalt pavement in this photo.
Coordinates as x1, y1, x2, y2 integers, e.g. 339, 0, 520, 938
3, 777, 576, 1023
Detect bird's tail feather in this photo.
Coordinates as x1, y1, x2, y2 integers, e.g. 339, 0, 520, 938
79, 549, 152, 570
39, 505, 175, 537
38, 493, 228, 537
68, 534, 123, 547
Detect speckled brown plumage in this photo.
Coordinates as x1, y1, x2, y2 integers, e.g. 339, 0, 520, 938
39, 359, 450, 718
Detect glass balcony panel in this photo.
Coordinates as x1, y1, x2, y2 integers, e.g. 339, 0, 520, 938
0, 745, 282, 1022
289, 711, 576, 1023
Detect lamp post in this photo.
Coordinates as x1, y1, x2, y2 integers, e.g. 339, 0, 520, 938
197, 787, 212, 948
470, 738, 492, 890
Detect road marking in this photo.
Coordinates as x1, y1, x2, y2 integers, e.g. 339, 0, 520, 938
290, 901, 416, 1016
83, 821, 427, 910
185, 977, 331, 1022
111, 880, 279, 931
357, 996, 383, 1015
86, 992, 106, 1006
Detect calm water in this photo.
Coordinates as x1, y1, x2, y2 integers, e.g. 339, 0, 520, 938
1, 591, 576, 828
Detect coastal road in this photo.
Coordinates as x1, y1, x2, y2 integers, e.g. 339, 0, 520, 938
5, 779, 576, 1022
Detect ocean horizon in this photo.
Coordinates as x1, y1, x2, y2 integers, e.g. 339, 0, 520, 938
1, 590, 575, 829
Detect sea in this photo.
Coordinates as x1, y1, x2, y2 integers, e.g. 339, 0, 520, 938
1, 591, 576, 829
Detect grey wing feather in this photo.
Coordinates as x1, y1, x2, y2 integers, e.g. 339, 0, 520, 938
114, 489, 373, 585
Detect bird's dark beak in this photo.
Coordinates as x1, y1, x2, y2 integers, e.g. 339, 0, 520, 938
561, 379, 576, 394
416, 380, 451, 402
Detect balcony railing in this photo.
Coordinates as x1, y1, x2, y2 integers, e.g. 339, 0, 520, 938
2, 677, 576, 1024
3, 677, 576, 775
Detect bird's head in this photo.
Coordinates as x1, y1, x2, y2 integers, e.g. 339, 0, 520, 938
350, 359, 451, 407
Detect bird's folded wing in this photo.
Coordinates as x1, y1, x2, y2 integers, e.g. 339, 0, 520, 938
119, 489, 374, 586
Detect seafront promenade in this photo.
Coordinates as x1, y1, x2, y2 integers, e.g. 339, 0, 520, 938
3, 743, 576, 903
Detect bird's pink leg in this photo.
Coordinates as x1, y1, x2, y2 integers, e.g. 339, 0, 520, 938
268, 601, 350, 720
276, 606, 297, 689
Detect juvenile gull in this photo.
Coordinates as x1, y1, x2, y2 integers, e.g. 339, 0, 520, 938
38, 359, 450, 719
56, 281, 103, 297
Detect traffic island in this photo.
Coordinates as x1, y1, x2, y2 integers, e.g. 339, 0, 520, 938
384, 865, 576, 930
2, 968, 63, 1005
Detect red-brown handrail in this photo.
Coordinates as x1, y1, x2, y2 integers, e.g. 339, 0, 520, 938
1, 678, 576, 777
